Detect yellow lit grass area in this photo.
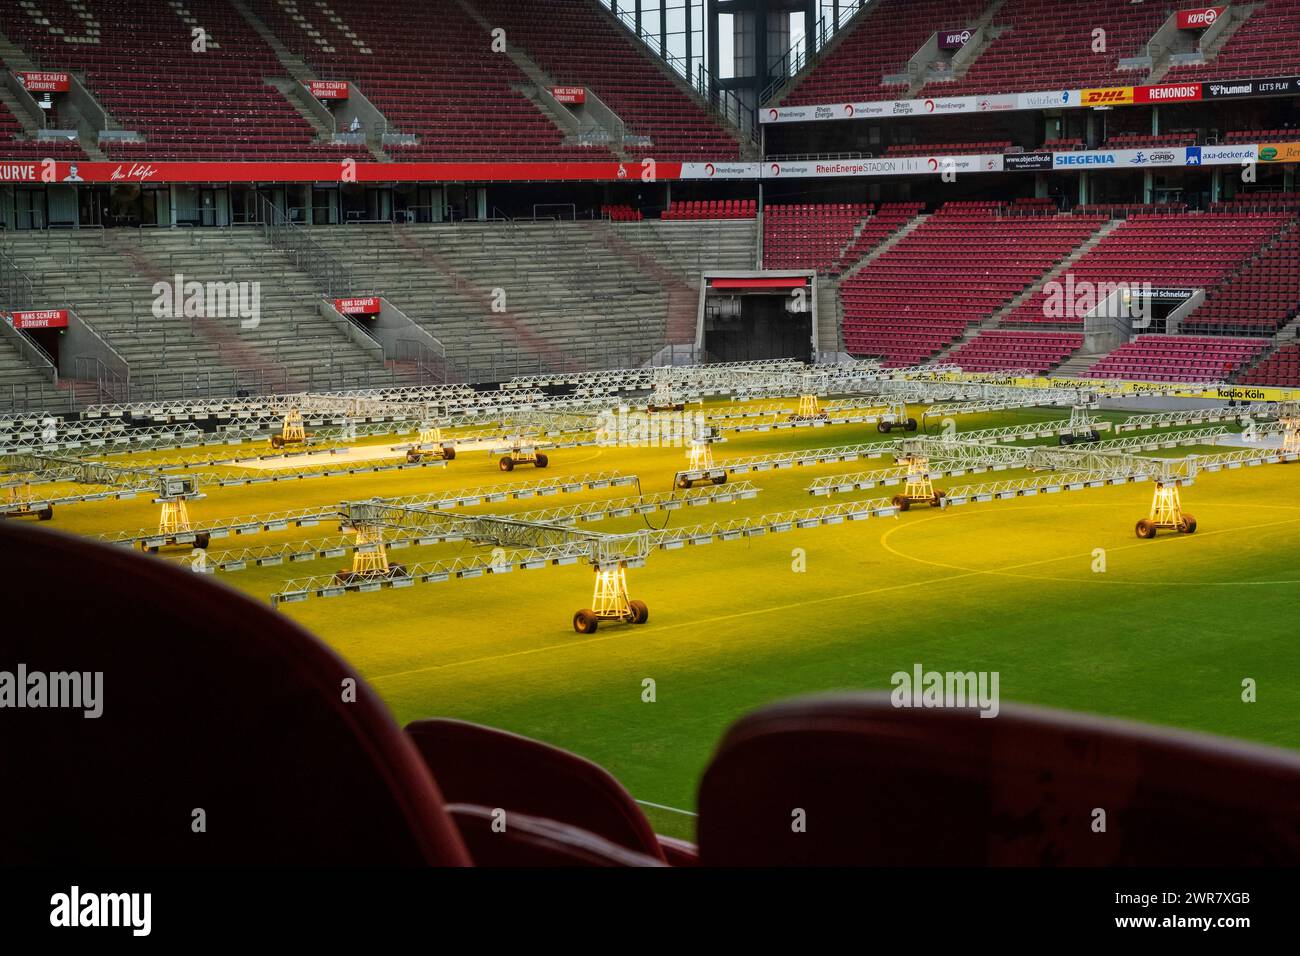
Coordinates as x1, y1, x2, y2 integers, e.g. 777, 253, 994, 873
38, 402, 1300, 840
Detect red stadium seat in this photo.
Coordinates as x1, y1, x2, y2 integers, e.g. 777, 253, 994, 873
446, 804, 666, 867
0, 521, 469, 865
697, 692, 1300, 866
405, 718, 694, 864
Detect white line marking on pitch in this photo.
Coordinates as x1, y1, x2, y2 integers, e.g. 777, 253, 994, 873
635, 800, 698, 817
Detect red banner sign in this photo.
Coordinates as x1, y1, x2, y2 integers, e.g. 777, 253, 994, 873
10, 309, 69, 329
0, 160, 682, 184
551, 86, 586, 105
334, 297, 381, 315
16, 71, 71, 93
307, 80, 350, 100
1134, 82, 1203, 103
1176, 7, 1225, 29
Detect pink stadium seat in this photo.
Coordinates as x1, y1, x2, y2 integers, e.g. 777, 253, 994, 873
697, 693, 1300, 866
0, 520, 470, 866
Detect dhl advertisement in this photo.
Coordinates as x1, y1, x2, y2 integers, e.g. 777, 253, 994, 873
1080, 87, 1135, 107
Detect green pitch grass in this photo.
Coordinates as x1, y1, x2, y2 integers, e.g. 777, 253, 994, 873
47, 403, 1300, 840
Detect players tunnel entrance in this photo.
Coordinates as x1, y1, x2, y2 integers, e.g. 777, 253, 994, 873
699, 273, 818, 363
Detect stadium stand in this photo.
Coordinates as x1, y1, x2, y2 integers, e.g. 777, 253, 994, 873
1083, 334, 1271, 382
0, 335, 72, 411
1003, 211, 1295, 329
1102, 133, 1198, 150
840, 207, 1106, 364
696, 693, 1300, 866
884, 141, 1012, 157
0, 1, 364, 162
1, 229, 396, 397
779, 0, 1171, 103
929, 0, 1170, 96
1240, 342, 1300, 387
945, 330, 1084, 373
305, 219, 757, 382
248, 0, 608, 162
662, 199, 756, 220
828, 201, 925, 274
470, 0, 745, 160
1164, 0, 1300, 82
761, 202, 873, 273
1182, 220, 1300, 335
1225, 129, 1300, 145
779, 0, 989, 103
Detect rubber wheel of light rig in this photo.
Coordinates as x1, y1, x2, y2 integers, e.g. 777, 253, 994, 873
443, 446, 456, 461
1179, 514, 1197, 535
1135, 519, 1157, 539
892, 495, 911, 512
535, 453, 549, 468
573, 609, 599, 634
500, 457, 514, 472
629, 600, 649, 625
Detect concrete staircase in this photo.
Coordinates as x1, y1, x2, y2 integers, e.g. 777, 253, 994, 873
0, 229, 395, 401
230, 0, 388, 161
1146, 4, 1260, 84
909, 0, 1010, 97
839, 214, 929, 281
0, 335, 70, 413
816, 276, 843, 355
305, 218, 756, 382
930, 217, 1121, 369
451, 0, 631, 161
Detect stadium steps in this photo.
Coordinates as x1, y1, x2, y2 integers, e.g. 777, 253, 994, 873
449, 0, 631, 162
232, 0, 390, 163
0, 29, 34, 73
966, 218, 1122, 342
1, 229, 395, 400
304, 220, 753, 381
816, 276, 844, 356
762, 0, 879, 107
0, 335, 69, 413
838, 214, 928, 281
908, 0, 1010, 97
1145, 3, 1258, 85
827, 210, 882, 274
1053, 350, 1110, 378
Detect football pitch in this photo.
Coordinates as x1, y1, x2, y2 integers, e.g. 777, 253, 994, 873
50, 401, 1300, 839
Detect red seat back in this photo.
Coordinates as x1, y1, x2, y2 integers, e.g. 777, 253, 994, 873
698, 692, 1300, 866
0, 522, 469, 865
406, 718, 671, 861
